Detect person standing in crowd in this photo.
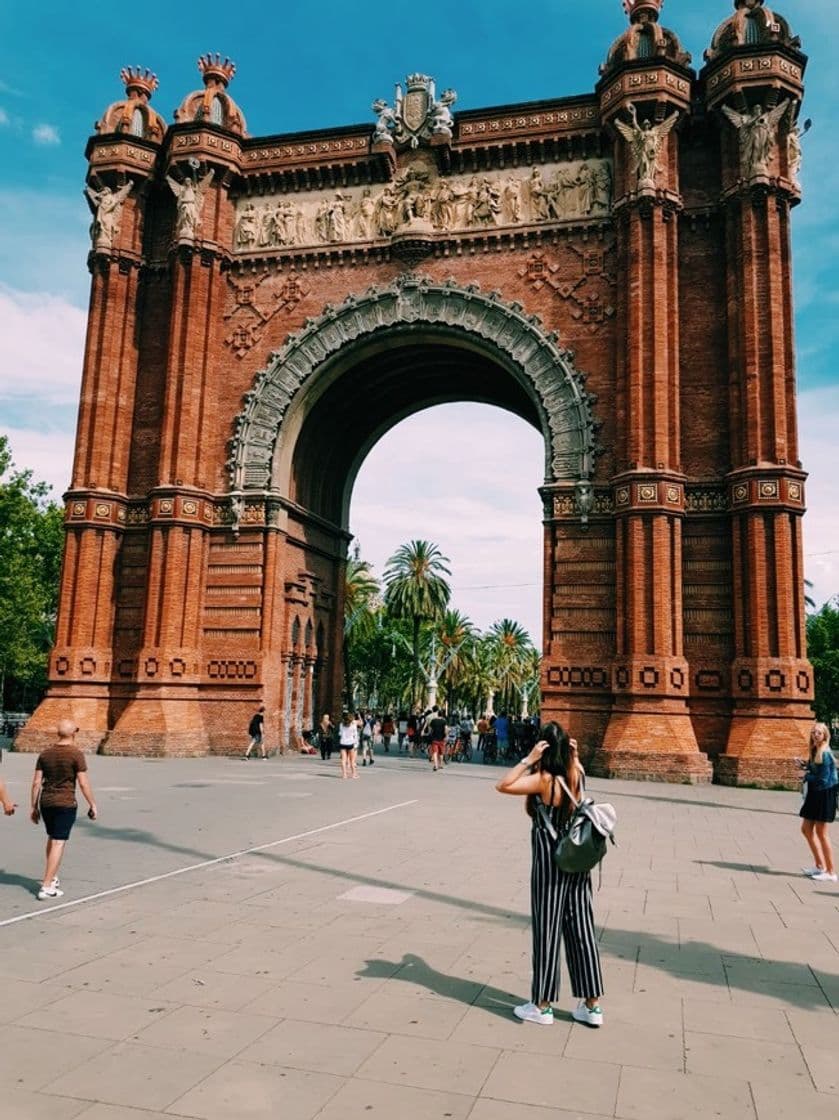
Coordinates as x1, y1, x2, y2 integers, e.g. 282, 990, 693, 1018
495, 721, 604, 1028
477, 713, 490, 753
381, 713, 395, 753
30, 720, 98, 901
494, 711, 511, 760
407, 711, 419, 757
243, 703, 267, 760
397, 713, 409, 751
426, 706, 448, 772
318, 712, 334, 761
799, 721, 838, 882
338, 711, 359, 779
360, 712, 375, 766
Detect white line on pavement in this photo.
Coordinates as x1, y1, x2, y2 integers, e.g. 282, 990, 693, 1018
0, 799, 419, 929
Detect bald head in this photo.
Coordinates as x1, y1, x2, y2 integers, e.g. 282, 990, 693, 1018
56, 719, 78, 743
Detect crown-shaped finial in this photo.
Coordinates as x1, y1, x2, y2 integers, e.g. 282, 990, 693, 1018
622, 0, 663, 21
198, 53, 236, 87
120, 66, 159, 98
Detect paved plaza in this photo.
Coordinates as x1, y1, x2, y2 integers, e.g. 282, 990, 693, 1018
0, 748, 837, 1120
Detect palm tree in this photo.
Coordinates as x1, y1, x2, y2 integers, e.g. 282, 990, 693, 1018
487, 617, 535, 714
383, 540, 451, 705
343, 557, 380, 707
435, 609, 475, 710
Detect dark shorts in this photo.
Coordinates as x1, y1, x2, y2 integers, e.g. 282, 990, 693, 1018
800, 785, 838, 823
340, 744, 356, 752
41, 805, 77, 840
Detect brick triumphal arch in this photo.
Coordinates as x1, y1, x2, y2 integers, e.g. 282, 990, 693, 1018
20, 1, 815, 784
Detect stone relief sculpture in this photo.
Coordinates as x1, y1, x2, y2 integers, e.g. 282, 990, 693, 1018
721, 101, 789, 179
371, 74, 458, 148
166, 167, 215, 240
85, 180, 133, 250
615, 104, 679, 189
232, 157, 613, 253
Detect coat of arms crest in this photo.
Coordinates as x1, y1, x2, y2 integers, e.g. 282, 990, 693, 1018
372, 74, 457, 149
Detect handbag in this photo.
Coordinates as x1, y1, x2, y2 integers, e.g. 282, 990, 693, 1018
535, 774, 617, 874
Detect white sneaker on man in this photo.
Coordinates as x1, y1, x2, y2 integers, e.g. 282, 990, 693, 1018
810, 871, 838, 883
801, 866, 824, 877
513, 1002, 554, 1025
37, 886, 64, 901
572, 1000, 604, 1027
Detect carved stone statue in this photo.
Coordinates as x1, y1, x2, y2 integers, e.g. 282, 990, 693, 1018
575, 478, 595, 528
594, 161, 613, 210
577, 162, 596, 214
433, 180, 456, 229
615, 104, 679, 189
235, 201, 257, 249
430, 88, 457, 136
375, 184, 400, 236
503, 176, 521, 223
85, 181, 133, 250
355, 189, 376, 239
165, 168, 214, 240
721, 101, 789, 179
371, 98, 397, 145
528, 168, 550, 221
326, 194, 349, 241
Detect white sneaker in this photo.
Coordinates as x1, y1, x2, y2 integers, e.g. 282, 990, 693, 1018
513, 1002, 553, 1025
572, 1000, 604, 1027
50, 877, 60, 889
801, 866, 824, 877
37, 886, 64, 900
811, 871, 838, 883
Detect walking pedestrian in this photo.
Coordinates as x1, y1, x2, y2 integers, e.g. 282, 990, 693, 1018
243, 703, 267, 759
397, 713, 408, 751
318, 712, 334, 761
799, 721, 838, 882
30, 719, 98, 901
338, 712, 359, 779
425, 707, 447, 772
381, 714, 395, 753
360, 713, 375, 766
496, 721, 604, 1027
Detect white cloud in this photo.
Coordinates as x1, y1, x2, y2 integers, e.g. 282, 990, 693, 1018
32, 123, 60, 145
0, 108, 9, 127
798, 386, 839, 609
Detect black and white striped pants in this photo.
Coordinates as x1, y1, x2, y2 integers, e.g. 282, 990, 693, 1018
530, 824, 604, 1004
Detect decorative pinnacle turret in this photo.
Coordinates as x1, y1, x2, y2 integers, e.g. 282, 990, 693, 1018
198, 53, 236, 87
119, 66, 159, 99
622, 0, 663, 21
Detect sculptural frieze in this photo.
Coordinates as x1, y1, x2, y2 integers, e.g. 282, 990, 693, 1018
721, 101, 789, 180
232, 157, 613, 254
371, 74, 457, 149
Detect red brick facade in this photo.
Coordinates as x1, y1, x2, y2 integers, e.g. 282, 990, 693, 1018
18, 3, 815, 785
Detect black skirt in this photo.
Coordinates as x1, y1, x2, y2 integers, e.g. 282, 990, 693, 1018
800, 784, 838, 823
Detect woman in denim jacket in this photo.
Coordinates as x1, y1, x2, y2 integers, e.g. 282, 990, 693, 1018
799, 722, 838, 882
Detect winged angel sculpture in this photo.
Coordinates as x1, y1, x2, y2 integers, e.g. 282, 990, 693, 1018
721, 102, 788, 179
614, 105, 679, 190
166, 167, 215, 240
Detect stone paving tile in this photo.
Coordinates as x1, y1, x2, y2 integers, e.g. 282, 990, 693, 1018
149, 967, 277, 1011
481, 1051, 619, 1114
449, 1002, 573, 1054
0, 1088, 90, 1120
243, 977, 375, 1023
683, 997, 795, 1042
344, 989, 470, 1040
469, 1103, 614, 1120
684, 1029, 810, 1083
166, 1059, 343, 1120
615, 1065, 756, 1119
18, 990, 175, 1041
750, 1081, 839, 1119
75, 1107, 192, 1120
0, 975, 66, 1023
355, 1034, 500, 1095
132, 1004, 278, 1058
0, 1025, 112, 1091
43, 1041, 224, 1112
243, 1019, 386, 1076
311, 1076, 474, 1120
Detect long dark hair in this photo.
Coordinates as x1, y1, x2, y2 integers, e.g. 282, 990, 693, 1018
525, 721, 574, 819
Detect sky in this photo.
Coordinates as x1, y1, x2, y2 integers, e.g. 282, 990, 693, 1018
0, 0, 836, 644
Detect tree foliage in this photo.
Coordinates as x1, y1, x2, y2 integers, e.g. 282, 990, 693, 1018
383, 539, 451, 705
807, 598, 839, 728
0, 436, 64, 710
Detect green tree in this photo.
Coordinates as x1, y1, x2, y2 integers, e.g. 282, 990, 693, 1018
434, 608, 475, 712
486, 617, 536, 714
0, 436, 64, 711
383, 540, 451, 706
342, 556, 380, 708
807, 598, 839, 727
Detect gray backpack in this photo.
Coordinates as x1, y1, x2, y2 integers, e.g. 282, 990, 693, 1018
536, 774, 617, 874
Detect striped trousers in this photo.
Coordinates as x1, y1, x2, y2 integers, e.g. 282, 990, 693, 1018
530, 824, 604, 1004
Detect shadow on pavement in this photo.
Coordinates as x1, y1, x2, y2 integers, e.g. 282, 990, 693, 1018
607, 788, 791, 816
694, 860, 800, 877
357, 952, 523, 1021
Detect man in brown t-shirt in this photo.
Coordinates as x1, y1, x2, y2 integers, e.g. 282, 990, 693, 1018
31, 719, 97, 901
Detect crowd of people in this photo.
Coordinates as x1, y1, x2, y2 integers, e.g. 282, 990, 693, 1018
300, 706, 543, 775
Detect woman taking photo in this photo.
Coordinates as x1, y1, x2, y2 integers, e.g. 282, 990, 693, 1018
799, 721, 838, 882
496, 721, 604, 1027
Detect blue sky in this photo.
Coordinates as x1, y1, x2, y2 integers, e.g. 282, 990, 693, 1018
0, 0, 836, 640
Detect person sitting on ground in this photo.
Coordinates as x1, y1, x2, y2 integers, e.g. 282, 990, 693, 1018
30, 719, 97, 901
